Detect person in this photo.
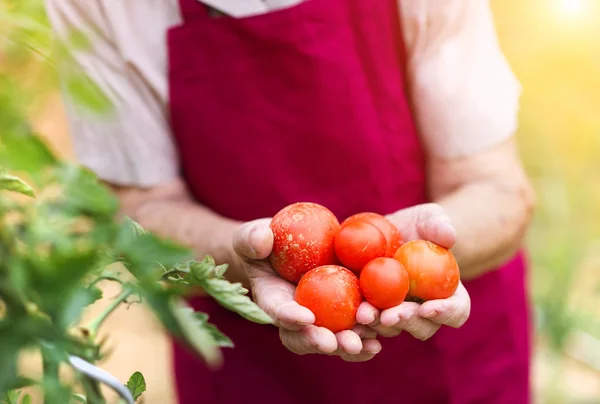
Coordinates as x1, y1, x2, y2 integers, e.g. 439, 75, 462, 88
45, 0, 536, 403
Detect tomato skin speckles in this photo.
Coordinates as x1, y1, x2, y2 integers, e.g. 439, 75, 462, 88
295, 265, 362, 333
269, 202, 340, 284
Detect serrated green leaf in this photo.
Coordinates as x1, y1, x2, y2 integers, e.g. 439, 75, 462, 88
195, 313, 233, 348
58, 286, 103, 329
213, 264, 228, 279
122, 216, 147, 237
125, 372, 146, 401
0, 171, 34, 197
190, 256, 216, 280
71, 394, 86, 404
54, 164, 118, 218
199, 278, 273, 325
170, 300, 222, 367
117, 232, 193, 279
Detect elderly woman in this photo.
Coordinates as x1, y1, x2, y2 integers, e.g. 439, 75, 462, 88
46, 0, 535, 403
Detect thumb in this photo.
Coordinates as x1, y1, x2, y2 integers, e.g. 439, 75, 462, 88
387, 203, 457, 249
233, 218, 274, 261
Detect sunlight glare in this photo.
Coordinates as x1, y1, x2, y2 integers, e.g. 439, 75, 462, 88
558, 0, 586, 17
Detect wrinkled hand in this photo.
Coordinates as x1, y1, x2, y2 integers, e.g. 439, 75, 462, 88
233, 219, 381, 362
356, 203, 471, 340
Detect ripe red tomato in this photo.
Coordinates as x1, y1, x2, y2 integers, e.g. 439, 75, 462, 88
334, 219, 387, 272
359, 257, 409, 310
295, 265, 363, 333
342, 212, 403, 257
269, 202, 340, 284
393, 240, 460, 301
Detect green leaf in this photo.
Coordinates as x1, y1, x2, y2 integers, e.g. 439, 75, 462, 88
202, 278, 272, 324
124, 372, 146, 401
122, 216, 147, 237
53, 164, 118, 218
214, 264, 228, 279
58, 286, 103, 329
71, 394, 86, 404
2, 390, 21, 404
170, 301, 222, 367
195, 313, 233, 348
0, 170, 34, 197
190, 256, 217, 280
20, 394, 31, 404
0, 128, 58, 173
63, 72, 113, 115
117, 231, 193, 279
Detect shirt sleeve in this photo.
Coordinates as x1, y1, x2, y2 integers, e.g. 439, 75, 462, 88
400, 0, 522, 159
45, 0, 180, 187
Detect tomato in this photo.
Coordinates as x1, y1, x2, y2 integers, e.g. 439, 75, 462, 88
393, 240, 460, 300
359, 257, 409, 309
269, 202, 340, 284
295, 265, 363, 333
342, 212, 403, 257
334, 219, 387, 272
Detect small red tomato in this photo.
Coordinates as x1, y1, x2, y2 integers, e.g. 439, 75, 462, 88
393, 240, 460, 301
270, 202, 340, 284
334, 219, 387, 272
342, 212, 403, 257
295, 265, 363, 333
359, 257, 409, 309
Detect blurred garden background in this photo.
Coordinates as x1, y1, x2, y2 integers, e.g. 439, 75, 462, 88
2, 0, 600, 402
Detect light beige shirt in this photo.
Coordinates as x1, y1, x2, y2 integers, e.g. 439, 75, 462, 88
45, 0, 522, 187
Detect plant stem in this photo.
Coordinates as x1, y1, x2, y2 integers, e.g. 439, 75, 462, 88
41, 346, 59, 404
86, 288, 132, 335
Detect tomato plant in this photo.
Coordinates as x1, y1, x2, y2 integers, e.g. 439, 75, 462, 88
393, 240, 460, 301
334, 219, 387, 272
0, 3, 272, 402
270, 202, 340, 284
359, 257, 409, 309
342, 212, 403, 258
295, 265, 362, 333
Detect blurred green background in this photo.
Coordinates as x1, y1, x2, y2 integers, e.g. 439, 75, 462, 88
494, 0, 600, 401
1, 0, 600, 402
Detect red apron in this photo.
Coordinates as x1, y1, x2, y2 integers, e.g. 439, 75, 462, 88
167, 0, 532, 403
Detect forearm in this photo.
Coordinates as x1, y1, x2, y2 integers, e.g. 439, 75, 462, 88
111, 180, 247, 285
436, 179, 534, 280
427, 140, 535, 280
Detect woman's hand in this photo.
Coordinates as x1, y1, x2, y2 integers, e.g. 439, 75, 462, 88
356, 203, 471, 340
232, 219, 382, 362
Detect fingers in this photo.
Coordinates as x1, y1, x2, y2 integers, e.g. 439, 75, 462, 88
356, 301, 401, 337
233, 218, 273, 261
386, 203, 456, 249
419, 281, 471, 328
339, 325, 382, 363
379, 302, 440, 341
280, 326, 338, 355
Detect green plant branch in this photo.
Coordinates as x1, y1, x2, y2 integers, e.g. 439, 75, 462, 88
85, 288, 133, 336
88, 274, 123, 289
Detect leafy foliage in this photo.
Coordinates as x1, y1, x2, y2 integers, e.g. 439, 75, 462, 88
0, 4, 272, 402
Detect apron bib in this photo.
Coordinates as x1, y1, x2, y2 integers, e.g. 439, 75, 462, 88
166, 0, 532, 402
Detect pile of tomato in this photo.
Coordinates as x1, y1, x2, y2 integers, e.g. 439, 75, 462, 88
269, 202, 460, 333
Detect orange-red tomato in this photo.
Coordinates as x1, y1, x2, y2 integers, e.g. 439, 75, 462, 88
359, 257, 409, 309
393, 240, 460, 301
269, 202, 340, 284
295, 265, 363, 333
342, 212, 403, 257
334, 219, 387, 272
